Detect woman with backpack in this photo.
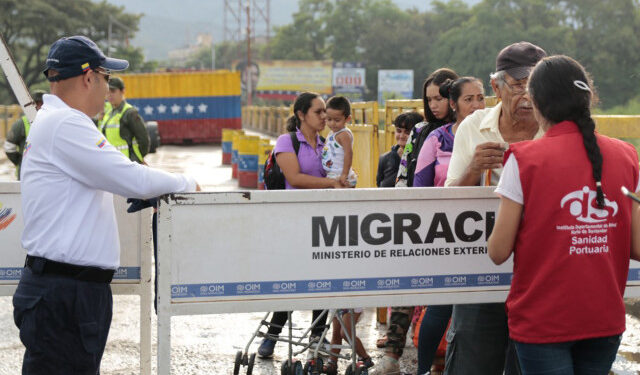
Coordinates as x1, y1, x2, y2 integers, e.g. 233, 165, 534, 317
257, 92, 345, 358
271, 92, 345, 190
413, 76, 486, 375
395, 68, 459, 187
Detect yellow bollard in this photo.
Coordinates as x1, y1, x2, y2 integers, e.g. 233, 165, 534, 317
221, 129, 234, 165
231, 130, 245, 179
238, 135, 260, 188
348, 124, 378, 188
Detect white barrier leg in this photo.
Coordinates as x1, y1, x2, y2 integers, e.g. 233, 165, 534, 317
140, 210, 153, 375
157, 312, 171, 374
157, 200, 172, 375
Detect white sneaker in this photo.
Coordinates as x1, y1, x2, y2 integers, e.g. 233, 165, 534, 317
376, 356, 400, 375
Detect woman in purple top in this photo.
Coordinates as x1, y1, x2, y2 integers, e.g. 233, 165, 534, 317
415, 77, 485, 375
273, 92, 344, 190
258, 92, 343, 358
414, 77, 486, 188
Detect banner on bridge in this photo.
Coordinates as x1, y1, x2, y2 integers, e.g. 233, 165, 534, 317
165, 188, 508, 305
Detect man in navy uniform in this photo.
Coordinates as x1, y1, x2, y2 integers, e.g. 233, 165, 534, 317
12, 35, 200, 374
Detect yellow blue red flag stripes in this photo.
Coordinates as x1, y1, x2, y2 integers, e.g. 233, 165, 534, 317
121, 71, 241, 143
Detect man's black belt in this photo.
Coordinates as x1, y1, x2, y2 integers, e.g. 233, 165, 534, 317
25, 255, 114, 283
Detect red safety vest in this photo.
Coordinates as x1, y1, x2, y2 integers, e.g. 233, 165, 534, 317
506, 121, 638, 343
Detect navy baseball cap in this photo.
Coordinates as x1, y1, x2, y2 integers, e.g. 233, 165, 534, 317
43, 36, 129, 81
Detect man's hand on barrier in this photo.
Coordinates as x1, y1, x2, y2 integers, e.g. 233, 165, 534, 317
196, 183, 202, 191
469, 142, 506, 174
126, 198, 158, 213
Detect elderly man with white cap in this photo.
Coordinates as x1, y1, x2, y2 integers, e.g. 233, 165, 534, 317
442, 41, 547, 375
12, 35, 199, 374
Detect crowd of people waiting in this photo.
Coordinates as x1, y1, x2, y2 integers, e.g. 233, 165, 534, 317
259, 40, 640, 375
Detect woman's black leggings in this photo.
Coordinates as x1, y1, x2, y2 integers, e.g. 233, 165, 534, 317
267, 310, 328, 337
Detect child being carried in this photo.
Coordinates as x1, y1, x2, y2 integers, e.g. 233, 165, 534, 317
322, 96, 357, 188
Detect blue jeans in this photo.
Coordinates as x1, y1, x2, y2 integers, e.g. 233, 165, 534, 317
515, 335, 621, 375
417, 304, 452, 374
444, 303, 520, 375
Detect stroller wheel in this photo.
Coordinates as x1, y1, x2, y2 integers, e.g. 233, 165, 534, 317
292, 360, 304, 375
281, 359, 291, 375
303, 361, 311, 374
313, 357, 324, 375
234, 351, 243, 375
247, 353, 256, 375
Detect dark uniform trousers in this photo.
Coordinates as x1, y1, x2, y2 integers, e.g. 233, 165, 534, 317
13, 264, 112, 374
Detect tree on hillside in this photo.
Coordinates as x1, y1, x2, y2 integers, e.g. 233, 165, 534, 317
324, 0, 370, 61
269, 0, 331, 60
0, 0, 142, 104
359, 1, 428, 96
427, 0, 570, 91
251, 0, 640, 107
427, 0, 640, 107
559, 0, 640, 107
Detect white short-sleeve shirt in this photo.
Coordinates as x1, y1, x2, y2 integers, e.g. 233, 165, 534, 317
495, 153, 640, 204
445, 102, 545, 187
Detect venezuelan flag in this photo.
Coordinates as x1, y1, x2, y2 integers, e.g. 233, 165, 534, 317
121, 71, 241, 144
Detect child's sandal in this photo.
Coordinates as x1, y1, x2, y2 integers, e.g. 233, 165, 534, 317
360, 357, 374, 369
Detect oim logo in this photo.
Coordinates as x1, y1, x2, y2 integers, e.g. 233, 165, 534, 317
560, 186, 618, 223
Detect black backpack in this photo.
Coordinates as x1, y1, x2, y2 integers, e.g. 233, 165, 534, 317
264, 132, 299, 190
264, 132, 325, 190
405, 122, 440, 187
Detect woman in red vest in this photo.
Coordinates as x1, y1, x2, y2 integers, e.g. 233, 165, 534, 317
488, 55, 640, 374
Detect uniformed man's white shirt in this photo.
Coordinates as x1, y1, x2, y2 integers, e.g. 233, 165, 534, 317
20, 94, 196, 270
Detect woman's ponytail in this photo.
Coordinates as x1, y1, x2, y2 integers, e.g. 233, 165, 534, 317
286, 114, 300, 132
439, 79, 453, 99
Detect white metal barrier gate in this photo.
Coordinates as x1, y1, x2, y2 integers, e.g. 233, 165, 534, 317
156, 187, 640, 374
0, 182, 153, 375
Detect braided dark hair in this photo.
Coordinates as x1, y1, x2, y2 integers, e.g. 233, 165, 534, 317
286, 92, 321, 132
528, 55, 604, 207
